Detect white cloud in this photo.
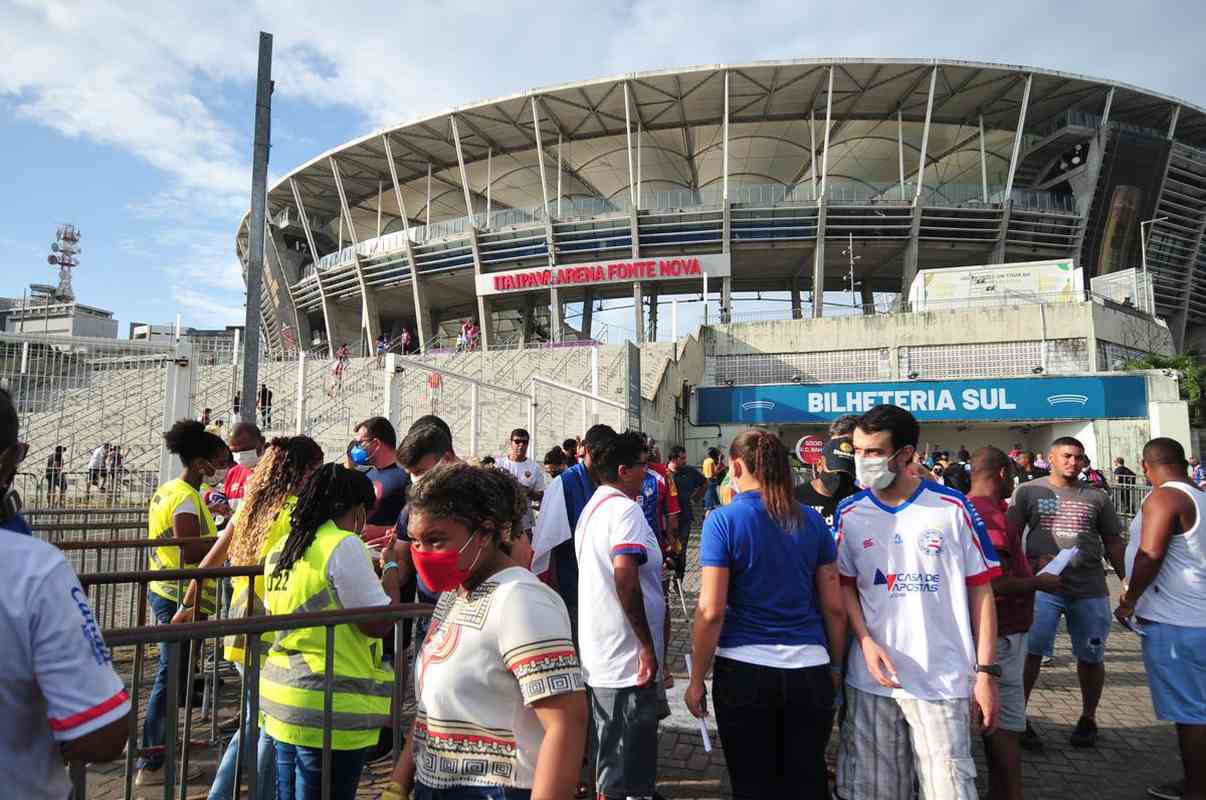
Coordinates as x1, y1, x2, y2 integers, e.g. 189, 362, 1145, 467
3, 0, 1205, 324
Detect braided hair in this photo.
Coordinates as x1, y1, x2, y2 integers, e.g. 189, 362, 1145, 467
406, 462, 526, 544
730, 430, 801, 530
228, 436, 323, 567
271, 462, 375, 578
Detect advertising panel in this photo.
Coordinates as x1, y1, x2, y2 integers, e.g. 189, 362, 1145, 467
697, 375, 1148, 424
476, 253, 731, 296
908, 259, 1083, 312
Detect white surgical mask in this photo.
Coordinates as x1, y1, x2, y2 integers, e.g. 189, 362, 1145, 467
233, 450, 261, 468
855, 451, 898, 491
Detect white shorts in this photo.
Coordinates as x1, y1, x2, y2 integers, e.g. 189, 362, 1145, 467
837, 687, 977, 800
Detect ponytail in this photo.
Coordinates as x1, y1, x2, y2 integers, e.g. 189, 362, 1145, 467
730, 430, 801, 530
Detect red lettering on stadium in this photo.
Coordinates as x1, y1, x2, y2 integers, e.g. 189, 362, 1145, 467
487, 256, 712, 294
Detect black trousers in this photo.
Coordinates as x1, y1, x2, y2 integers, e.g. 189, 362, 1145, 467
711, 656, 835, 800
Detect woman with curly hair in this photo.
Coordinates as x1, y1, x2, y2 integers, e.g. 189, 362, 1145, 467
261, 463, 402, 800
173, 435, 324, 800
381, 462, 587, 800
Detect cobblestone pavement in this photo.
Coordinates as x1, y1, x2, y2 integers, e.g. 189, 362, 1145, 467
88, 518, 1182, 799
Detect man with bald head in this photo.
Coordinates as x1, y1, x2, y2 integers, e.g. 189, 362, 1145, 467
223, 422, 266, 513
968, 446, 1062, 800
1117, 438, 1206, 800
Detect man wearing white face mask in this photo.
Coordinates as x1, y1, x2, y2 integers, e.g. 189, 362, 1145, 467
223, 422, 265, 513
834, 404, 1002, 800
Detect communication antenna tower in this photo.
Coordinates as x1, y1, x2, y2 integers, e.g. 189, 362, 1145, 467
46, 224, 81, 301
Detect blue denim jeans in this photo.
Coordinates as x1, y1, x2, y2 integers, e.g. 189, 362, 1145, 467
208, 696, 275, 800
414, 785, 532, 800
137, 592, 180, 770
273, 742, 369, 800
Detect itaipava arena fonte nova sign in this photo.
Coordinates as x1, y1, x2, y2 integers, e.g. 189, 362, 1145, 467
476, 254, 731, 296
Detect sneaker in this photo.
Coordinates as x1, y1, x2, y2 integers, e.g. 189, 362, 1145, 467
1019, 720, 1044, 751
1070, 716, 1098, 747
1147, 779, 1185, 800
1041, 655, 1054, 666
134, 763, 203, 787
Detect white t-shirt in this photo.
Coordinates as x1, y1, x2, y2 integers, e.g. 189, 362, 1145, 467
327, 536, 390, 610
0, 526, 132, 800
496, 456, 546, 531
88, 447, 106, 470
575, 485, 667, 688
415, 567, 583, 789
836, 481, 1000, 700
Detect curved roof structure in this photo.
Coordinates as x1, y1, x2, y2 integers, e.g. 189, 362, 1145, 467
240, 58, 1202, 245
238, 59, 1206, 354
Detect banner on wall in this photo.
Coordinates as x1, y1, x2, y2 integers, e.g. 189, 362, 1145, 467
696, 375, 1148, 424
477, 253, 731, 296
908, 259, 1083, 312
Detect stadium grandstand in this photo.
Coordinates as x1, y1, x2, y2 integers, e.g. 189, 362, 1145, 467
237, 58, 1206, 356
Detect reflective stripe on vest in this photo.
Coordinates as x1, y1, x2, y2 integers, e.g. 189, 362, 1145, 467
259, 519, 393, 750
147, 479, 217, 614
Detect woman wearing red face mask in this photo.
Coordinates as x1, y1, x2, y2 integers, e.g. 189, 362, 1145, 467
382, 462, 588, 800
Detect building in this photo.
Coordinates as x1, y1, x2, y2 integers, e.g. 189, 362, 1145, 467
4, 297, 118, 339
688, 271, 1193, 463
237, 58, 1206, 358
128, 322, 244, 364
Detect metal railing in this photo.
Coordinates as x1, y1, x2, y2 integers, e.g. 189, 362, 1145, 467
68, 560, 432, 800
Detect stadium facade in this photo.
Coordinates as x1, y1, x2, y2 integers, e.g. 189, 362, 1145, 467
237, 58, 1206, 356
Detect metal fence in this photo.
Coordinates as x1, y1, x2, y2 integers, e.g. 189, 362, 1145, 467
64, 552, 431, 800
1, 332, 175, 508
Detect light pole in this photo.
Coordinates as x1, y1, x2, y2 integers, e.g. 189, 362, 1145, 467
1140, 215, 1168, 315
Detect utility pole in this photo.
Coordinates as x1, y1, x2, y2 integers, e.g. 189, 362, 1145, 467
841, 233, 861, 309
241, 32, 273, 427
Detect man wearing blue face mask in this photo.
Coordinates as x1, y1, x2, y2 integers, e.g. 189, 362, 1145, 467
350, 416, 407, 556
834, 404, 1002, 800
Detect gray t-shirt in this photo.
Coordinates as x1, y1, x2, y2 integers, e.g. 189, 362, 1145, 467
1007, 477, 1123, 598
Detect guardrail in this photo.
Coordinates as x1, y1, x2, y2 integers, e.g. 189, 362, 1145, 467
70, 562, 432, 800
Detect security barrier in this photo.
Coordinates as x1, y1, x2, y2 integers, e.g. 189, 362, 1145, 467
70, 563, 431, 800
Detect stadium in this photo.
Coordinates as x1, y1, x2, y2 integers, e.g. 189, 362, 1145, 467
237, 58, 1206, 355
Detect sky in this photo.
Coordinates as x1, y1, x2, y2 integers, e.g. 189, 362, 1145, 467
3, 0, 1206, 338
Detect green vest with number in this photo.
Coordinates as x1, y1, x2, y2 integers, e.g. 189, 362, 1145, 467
147, 479, 217, 614
259, 520, 393, 750
224, 496, 297, 666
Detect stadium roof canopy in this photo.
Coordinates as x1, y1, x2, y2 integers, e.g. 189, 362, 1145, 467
239, 57, 1204, 250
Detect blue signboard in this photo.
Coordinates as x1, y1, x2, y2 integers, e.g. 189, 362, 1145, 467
696, 375, 1148, 424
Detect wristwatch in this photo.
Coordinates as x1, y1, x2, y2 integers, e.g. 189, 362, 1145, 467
976, 663, 1002, 678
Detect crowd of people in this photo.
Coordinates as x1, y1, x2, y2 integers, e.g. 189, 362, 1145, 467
1, 382, 1205, 800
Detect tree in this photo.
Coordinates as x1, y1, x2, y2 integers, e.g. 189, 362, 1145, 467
1123, 352, 1205, 423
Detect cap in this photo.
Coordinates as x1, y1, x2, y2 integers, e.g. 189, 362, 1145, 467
823, 437, 855, 473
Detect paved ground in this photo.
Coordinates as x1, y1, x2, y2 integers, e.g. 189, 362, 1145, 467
87, 519, 1183, 799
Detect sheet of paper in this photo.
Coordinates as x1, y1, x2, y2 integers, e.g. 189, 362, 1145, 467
683, 655, 713, 752
1038, 546, 1078, 576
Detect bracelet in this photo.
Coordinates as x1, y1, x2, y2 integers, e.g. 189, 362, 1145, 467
382, 561, 399, 573
180, 603, 195, 611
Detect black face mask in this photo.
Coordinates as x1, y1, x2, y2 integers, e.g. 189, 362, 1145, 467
820, 471, 851, 494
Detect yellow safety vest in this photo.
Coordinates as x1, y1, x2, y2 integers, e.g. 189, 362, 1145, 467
147, 478, 217, 614
223, 496, 297, 666
259, 520, 393, 750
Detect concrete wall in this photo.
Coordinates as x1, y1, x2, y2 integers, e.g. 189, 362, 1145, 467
705, 301, 1173, 363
